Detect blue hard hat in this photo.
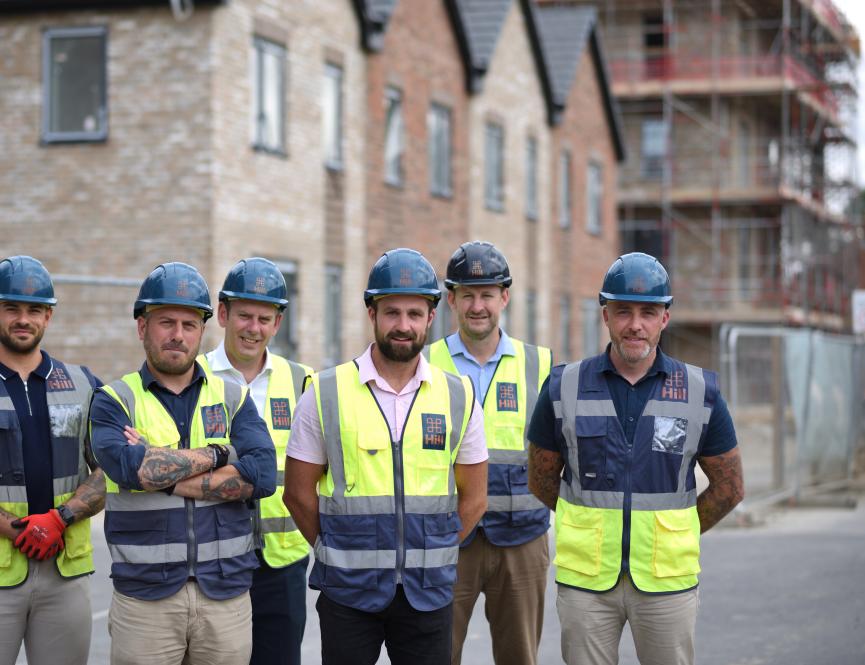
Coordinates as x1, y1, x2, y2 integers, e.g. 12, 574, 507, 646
0, 256, 57, 306
219, 257, 288, 311
444, 241, 512, 290
134, 262, 213, 320
599, 252, 673, 307
364, 248, 441, 307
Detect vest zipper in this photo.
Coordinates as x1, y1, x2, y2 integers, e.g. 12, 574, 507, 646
182, 434, 196, 579
22, 380, 33, 416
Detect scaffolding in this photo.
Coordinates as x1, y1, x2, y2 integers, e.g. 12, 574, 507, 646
581, 0, 861, 355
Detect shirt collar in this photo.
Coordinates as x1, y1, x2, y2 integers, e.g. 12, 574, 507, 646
139, 360, 207, 392
598, 343, 671, 380
356, 343, 432, 387
0, 350, 53, 381
445, 329, 515, 364
206, 340, 273, 377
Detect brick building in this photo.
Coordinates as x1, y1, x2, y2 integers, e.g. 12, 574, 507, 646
0, 0, 623, 378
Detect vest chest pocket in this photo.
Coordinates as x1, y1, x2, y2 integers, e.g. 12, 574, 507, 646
63, 519, 94, 559
575, 418, 608, 490
652, 417, 688, 455
422, 512, 459, 589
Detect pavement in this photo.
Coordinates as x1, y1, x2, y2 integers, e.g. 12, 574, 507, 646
15, 489, 865, 664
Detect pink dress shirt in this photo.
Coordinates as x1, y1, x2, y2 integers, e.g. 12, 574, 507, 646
287, 345, 487, 465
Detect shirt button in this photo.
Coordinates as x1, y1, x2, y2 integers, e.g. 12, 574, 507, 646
628, 417, 634, 422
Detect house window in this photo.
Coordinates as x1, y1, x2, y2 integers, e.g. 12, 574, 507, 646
582, 298, 599, 356
322, 63, 343, 169
428, 103, 452, 197
251, 36, 286, 154
586, 160, 603, 235
269, 261, 299, 360
525, 136, 538, 221
324, 265, 343, 366
641, 118, 666, 179
526, 289, 537, 344
485, 122, 505, 211
384, 86, 404, 186
559, 294, 572, 360
42, 26, 108, 143
559, 149, 572, 228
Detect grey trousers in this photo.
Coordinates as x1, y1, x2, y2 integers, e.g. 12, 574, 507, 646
0, 557, 92, 665
557, 575, 699, 665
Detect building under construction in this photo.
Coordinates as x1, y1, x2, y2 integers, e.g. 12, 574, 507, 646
573, 0, 860, 367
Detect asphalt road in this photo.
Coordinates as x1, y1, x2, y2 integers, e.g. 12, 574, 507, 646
16, 494, 865, 664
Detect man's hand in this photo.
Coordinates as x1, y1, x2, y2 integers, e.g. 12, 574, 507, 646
12, 510, 66, 560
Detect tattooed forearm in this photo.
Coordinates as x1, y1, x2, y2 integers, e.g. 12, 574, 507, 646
138, 447, 214, 491
172, 467, 254, 502
528, 443, 564, 511
67, 469, 106, 521
697, 447, 745, 533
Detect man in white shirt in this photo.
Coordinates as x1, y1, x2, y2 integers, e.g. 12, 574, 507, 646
202, 258, 312, 665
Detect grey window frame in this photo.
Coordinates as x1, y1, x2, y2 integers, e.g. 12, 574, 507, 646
269, 260, 299, 360
559, 149, 572, 228
251, 36, 287, 155
323, 62, 344, 170
428, 103, 452, 198
581, 298, 600, 356
323, 264, 343, 367
384, 86, 404, 186
526, 289, 538, 344
42, 25, 108, 143
586, 159, 603, 235
641, 118, 666, 180
430, 280, 452, 343
525, 135, 538, 221
560, 294, 572, 360
484, 122, 505, 211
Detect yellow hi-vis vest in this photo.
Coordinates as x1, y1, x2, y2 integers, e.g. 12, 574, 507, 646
551, 357, 713, 593
199, 353, 312, 568
427, 337, 552, 546
308, 360, 474, 612
0, 360, 95, 587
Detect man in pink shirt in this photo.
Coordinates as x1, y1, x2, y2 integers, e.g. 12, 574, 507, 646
284, 248, 487, 665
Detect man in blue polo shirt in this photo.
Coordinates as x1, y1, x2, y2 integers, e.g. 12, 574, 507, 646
527, 253, 744, 665
0, 256, 104, 665
89, 262, 276, 665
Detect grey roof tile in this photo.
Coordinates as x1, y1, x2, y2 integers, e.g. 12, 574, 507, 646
455, 0, 513, 72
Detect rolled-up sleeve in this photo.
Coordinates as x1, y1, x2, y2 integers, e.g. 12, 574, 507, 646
89, 389, 147, 491
228, 393, 277, 499
455, 399, 487, 465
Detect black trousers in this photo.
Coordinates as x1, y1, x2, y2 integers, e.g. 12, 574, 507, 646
316, 586, 453, 665
249, 556, 309, 665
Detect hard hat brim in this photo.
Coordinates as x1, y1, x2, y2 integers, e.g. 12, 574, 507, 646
598, 292, 673, 306
219, 290, 288, 310
0, 294, 57, 306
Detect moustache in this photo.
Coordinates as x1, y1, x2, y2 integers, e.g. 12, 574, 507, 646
161, 344, 189, 353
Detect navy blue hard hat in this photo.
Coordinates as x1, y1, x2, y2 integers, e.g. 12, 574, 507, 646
0, 256, 57, 306
444, 241, 512, 290
219, 257, 288, 311
134, 262, 213, 320
364, 248, 441, 307
599, 252, 673, 307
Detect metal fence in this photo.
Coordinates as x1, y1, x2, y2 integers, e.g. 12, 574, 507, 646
719, 324, 865, 504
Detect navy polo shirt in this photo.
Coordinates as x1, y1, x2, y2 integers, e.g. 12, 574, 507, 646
0, 351, 101, 515
528, 346, 737, 457
90, 361, 276, 497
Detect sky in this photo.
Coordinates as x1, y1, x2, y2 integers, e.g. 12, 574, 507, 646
834, 0, 865, 184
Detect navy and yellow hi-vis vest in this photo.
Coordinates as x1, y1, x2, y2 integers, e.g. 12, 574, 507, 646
309, 360, 473, 612
428, 337, 552, 547
199, 354, 312, 569
100, 369, 257, 601
0, 359, 96, 587
550, 354, 717, 593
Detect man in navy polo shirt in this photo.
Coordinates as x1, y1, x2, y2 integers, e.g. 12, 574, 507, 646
527, 253, 744, 665
0, 256, 104, 665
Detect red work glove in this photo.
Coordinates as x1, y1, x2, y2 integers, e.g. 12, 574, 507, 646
11, 509, 66, 560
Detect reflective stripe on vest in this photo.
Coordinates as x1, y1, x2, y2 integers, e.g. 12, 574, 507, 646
0, 360, 95, 587
427, 337, 551, 546
198, 354, 312, 569
101, 369, 256, 601
552, 358, 712, 593
308, 360, 472, 613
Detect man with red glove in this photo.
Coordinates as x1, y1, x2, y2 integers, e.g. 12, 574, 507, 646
0, 256, 105, 665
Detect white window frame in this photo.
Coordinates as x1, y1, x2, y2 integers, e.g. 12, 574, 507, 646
525, 135, 538, 221
251, 36, 287, 155
323, 264, 343, 366
322, 63, 344, 170
42, 25, 108, 143
560, 294, 572, 360
559, 149, 572, 228
485, 122, 505, 211
269, 260, 299, 360
586, 160, 603, 235
384, 86, 404, 186
581, 298, 600, 356
428, 103, 452, 197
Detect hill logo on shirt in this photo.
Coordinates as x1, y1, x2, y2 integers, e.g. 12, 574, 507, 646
496, 382, 518, 412
201, 404, 228, 438
421, 413, 446, 450
270, 398, 292, 430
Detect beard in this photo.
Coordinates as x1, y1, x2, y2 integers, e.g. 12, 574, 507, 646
143, 336, 199, 376
0, 324, 45, 355
375, 327, 427, 363
612, 336, 655, 364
